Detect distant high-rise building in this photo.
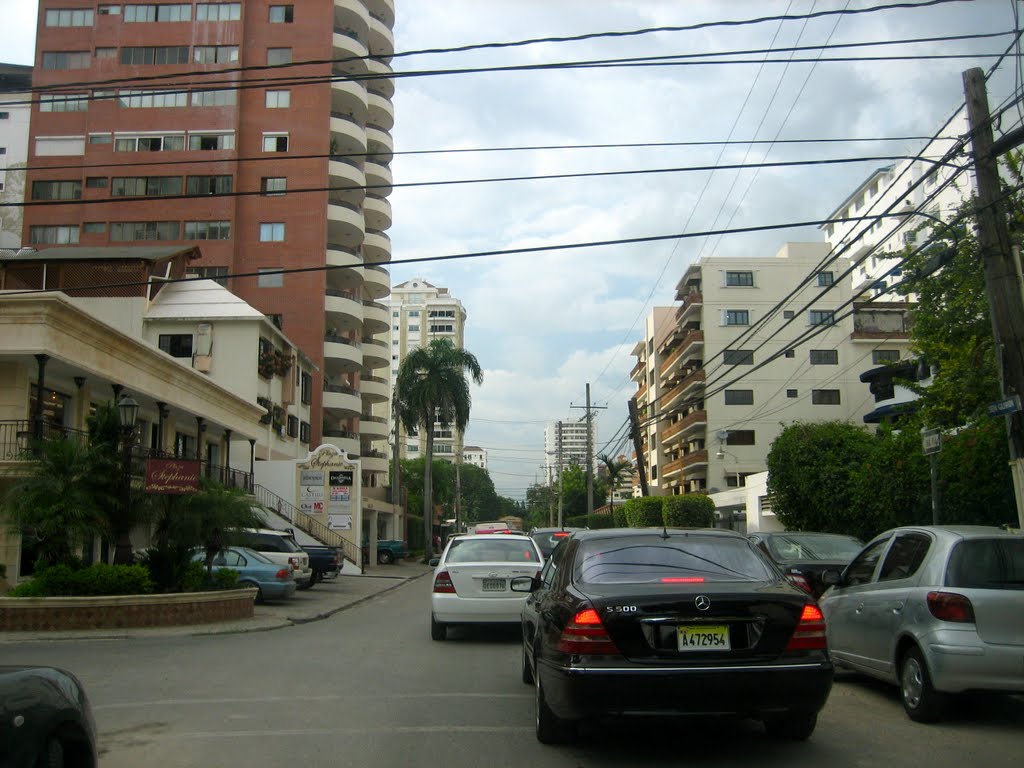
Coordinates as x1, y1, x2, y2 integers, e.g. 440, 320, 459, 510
388, 277, 468, 462
462, 446, 487, 471
544, 418, 596, 486
0, 63, 32, 248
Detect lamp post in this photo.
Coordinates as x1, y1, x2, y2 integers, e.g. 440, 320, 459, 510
115, 395, 139, 565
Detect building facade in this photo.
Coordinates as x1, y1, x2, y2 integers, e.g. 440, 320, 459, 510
21, 0, 395, 484
462, 445, 487, 471
0, 64, 33, 249
632, 243, 911, 497
543, 418, 596, 486
388, 277, 468, 462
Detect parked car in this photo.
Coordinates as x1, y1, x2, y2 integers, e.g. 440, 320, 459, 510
528, 527, 586, 559
429, 533, 544, 641
749, 531, 863, 598
235, 528, 313, 588
0, 665, 98, 767
192, 546, 297, 603
819, 525, 1024, 722
303, 545, 342, 584
518, 528, 834, 743
363, 539, 409, 565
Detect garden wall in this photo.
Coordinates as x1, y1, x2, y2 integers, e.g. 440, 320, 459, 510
0, 588, 256, 631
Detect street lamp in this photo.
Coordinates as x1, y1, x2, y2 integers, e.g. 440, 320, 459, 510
115, 395, 139, 564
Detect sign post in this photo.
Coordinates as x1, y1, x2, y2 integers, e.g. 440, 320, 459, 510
922, 428, 941, 525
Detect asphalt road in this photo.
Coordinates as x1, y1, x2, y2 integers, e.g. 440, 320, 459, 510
7, 576, 1024, 767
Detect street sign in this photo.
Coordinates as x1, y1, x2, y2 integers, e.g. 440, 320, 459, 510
922, 428, 942, 456
987, 395, 1022, 417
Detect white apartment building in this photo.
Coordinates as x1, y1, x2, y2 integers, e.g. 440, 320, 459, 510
544, 418, 597, 486
632, 242, 911, 497
462, 445, 487, 471
0, 64, 32, 249
388, 277, 468, 462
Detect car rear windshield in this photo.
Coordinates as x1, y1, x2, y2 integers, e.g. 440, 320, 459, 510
946, 538, 1024, 590
446, 538, 539, 564
575, 535, 775, 585
767, 534, 862, 561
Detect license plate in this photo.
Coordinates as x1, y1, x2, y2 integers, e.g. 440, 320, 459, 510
482, 579, 505, 592
677, 625, 730, 651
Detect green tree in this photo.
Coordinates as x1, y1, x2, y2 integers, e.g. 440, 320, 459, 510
394, 338, 483, 560
559, 464, 589, 520
457, 464, 499, 524
597, 453, 633, 520
663, 495, 715, 528
525, 483, 557, 529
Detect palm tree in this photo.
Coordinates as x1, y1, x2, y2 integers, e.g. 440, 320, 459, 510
598, 453, 634, 522
395, 338, 483, 561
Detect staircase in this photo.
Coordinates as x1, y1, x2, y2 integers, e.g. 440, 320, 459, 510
251, 484, 362, 570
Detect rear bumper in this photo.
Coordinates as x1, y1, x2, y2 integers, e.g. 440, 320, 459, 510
431, 593, 527, 624
922, 628, 1024, 693
539, 659, 833, 721
262, 581, 297, 600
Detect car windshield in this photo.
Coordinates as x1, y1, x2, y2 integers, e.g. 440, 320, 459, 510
531, 531, 573, 553
575, 535, 775, 584
946, 538, 1024, 590
445, 538, 539, 564
240, 548, 274, 564
766, 534, 862, 561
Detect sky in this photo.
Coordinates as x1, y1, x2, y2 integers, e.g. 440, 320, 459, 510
4, 0, 1020, 500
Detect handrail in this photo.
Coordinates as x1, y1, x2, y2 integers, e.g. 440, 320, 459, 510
252, 484, 362, 571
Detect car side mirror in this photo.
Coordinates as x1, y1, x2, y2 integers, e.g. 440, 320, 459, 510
428, 558, 440, 568
510, 575, 537, 593
822, 569, 842, 587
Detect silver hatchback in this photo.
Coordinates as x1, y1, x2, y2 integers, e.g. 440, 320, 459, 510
819, 525, 1024, 722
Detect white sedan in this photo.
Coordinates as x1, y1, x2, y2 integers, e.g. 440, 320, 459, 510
430, 533, 544, 640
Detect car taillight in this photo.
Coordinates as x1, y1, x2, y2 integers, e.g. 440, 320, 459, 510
433, 571, 456, 594
660, 577, 705, 583
288, 556, 299, 569
557, 606, 620, 655
553, 532, 570, 538
275, 568, 292, 580
785, 573, 814, 595
785, 604, 827, 651
927, 591, 975, 623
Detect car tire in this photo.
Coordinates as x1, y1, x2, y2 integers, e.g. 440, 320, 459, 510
40, 735, 64, 768
535, 667, 573, 744
521, 641, 534, 685
764, 711, 818, 740
431, 613, 447, 641
379, 550, 395, 565
900, 646, 945, 723
241, 580, 264, 604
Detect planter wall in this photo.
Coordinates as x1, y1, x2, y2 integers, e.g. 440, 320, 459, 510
0, 588, 256, 631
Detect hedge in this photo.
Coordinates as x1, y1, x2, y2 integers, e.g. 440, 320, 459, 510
9, 562, 155, 597
566, 514, 617, 529
663, 494, 715, 528
623, 497, 664, 527
612, 505, 628, 527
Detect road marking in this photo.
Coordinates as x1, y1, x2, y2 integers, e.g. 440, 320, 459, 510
105, 726, 535, 739
94, 692, 532, 710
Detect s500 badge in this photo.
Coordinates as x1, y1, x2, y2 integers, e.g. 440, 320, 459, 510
606, 605, 637, 613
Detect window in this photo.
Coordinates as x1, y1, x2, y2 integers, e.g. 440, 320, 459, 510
83, 222, 106, 234
285, 415, 298, 438
724, 309, 749, 326
267, 48, 292, 65
817, 271, 834, 287
109, 221, 179, 241
408, 310, 420, 317
191, 89, 237, 107
189, 266, 228, 286
429, 324, 454, 333
725, 270, 754, 287
809, 310, 835, 326
40, 94, 88, 112
261, 177, 286, 195
262, 134, 289, 152
46, 9, 95, 26
95, 47, 117, 59
185, 175, 232, 195
193, 46, 239, 64
188, 132, 234, 150
408, 324, 420, 332
259, 223, 285, 242
85, 177, 108, 188
42, 51, 91, 70
196, 3, 241, 21
29, 225, 79, 245
269, 5, 294, 22
120, 46, 190, 65
98, 5, 121, 15
32, 180, 82, 200
786, 389, 798, 398
724, 389, 754, 405
158, 333, 193, 358
946, 538, 1024, 590
301, 372, 312, 404
118, 90, 187, 108
258, 268, 284, 288
726, 430, 755, 446
114, 134, 185, 152
784, 349, 795, 359
88, 133, 112, 144
265, 90, 290, 108
873, 350, 900, 364
111, 176, 183, 196
299, 421, 310, 443
844, 538, 890, 586
183, 221, 231, 240
902, 230, 917, 245
0, 112, 8, 119
723, 349, 753, 365
809, 349, 838, 365
879, 533, 931, 582
811, 389, 841, 405
124, 4, 192, 22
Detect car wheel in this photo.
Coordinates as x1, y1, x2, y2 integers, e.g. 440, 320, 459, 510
379, 550, 395, 565
39, 735, 64, 768
900, 646, 945, 723
431, 613, 447, 641
241, 580, 264, 604
521, 641, 534, 685
764, 711, 818, 740
535, 666, 573, 744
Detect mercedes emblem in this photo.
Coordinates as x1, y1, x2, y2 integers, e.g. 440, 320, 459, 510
695, 595, 711, 611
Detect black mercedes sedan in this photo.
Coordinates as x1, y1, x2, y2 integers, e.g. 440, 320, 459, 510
749, 531, 863, 598
516, 528, 834, 743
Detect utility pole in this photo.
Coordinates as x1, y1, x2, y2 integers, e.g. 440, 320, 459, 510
556, 423, 564, 528
628, 397, 649, 495
572, 384, 607, 516
391, 385, 403, 541
454, 449, 462, 533
964, 67, 1024, 529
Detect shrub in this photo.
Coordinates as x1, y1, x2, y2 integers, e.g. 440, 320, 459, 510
7, 562, 154, 597
211, 568, 240, 590
612, 505, 628, 527
586, 514, 616, 529
179, 561, 208, 593
565, 515, 588, 528
623, 497, 664, 527
664, 495, 716, 528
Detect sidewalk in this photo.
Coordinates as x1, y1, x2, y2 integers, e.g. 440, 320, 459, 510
0, 558, 434, 643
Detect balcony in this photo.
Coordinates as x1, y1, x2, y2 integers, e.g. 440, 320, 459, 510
361, 337, 389, 369
367, 91, 394, 131
326, 243, 362, 293
365, 57, 395, 100
366, 123, 394, 163
367, 12, 395, 61
359, 414, 388, 440
660, 369, 705, 412
363, 194, 392, 231
323, 384, 361, 417
361, 452, 389, 474
365, 159, 392, 197
332, 24, 369, 75
360, 374, 388, 404
630, 358, 646, 382
326, 289, 363, 332
330, 81, 368, 124
327, 199, 365, 248
322, 428, 359, 457
361, 264, 389, 300
675, 290, 702, 323
323, 333, 362, 375
329, 111, 367, 157
328, 157, 366, 207
659, 409, 707, 445
363, 228, 391, 264
679, 449, 709, 475
361, 299, 389, 334
659, 330, 704, 379
851, 304, 912, 340
364, 0, 395, 29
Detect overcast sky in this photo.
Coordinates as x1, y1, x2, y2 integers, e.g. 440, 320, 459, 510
4, 1, 1019, 499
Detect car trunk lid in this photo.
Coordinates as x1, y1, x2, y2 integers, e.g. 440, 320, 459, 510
446, 563, 541, 597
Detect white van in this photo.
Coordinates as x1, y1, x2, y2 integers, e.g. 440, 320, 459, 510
236, 528, 313, 588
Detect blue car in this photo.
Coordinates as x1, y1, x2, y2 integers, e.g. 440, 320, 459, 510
192, 546, 297, 603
